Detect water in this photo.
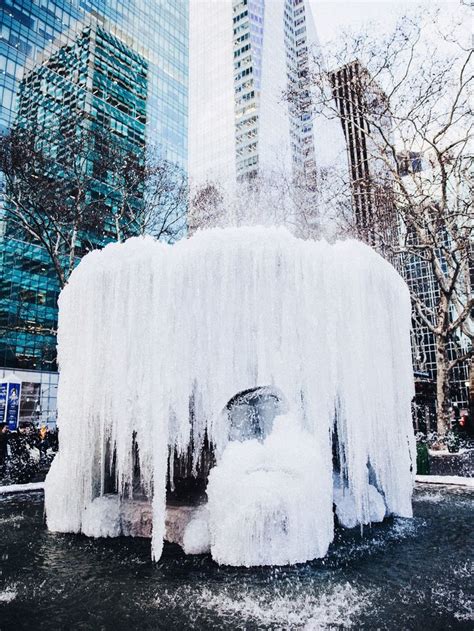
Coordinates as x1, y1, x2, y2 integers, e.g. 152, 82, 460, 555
0, 484, 472, 630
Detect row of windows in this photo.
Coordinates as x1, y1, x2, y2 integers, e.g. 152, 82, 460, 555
0, 55, 24, 80
233, 9, 248, 24
234, 42, 251, 59
234, 31, 250, 46
236, 141, 257, 157
235, 89, 255, 107
234, 54, 252, 71
237, 154, 258, 169
235, 66, 253, 82
0, 21, 33, 56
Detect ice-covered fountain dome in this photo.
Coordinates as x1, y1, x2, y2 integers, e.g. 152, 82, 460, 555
45, 226, 415, 566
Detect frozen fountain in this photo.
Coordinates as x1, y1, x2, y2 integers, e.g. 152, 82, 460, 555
45, 226, 415, 566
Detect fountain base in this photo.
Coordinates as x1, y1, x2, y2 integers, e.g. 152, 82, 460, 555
82, 495, 210, 553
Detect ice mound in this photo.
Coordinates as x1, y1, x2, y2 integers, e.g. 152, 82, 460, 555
182, 506, 211, 555
82, 496, 121, 538
207, 415, 332, 566
45, 226, 415, 565
333, 482, 386, 529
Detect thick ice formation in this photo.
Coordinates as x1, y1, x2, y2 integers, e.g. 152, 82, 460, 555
207, 415, 331, 566
333, 481, 386, 530
45, 226, 415, 565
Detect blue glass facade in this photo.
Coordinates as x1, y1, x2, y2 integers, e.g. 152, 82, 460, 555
1, 0, 188, 159
0, 0, 188, 422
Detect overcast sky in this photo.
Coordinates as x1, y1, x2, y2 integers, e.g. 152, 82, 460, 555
308, 0, 466, 44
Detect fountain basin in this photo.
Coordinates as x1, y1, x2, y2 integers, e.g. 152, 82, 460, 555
2, 485, 473, 629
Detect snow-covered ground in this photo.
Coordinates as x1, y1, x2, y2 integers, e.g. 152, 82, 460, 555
0, 482, 44, 494
416, 475, 474, 488
0, 585, 17, 603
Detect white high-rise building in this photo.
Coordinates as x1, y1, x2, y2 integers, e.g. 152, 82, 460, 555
188, 0, 346, 231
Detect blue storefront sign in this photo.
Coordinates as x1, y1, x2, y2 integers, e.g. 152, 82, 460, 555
6, 382, 21, 430
0, 379, 22, 430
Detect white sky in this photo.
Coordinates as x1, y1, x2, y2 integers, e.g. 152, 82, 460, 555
308, 0, 466, 44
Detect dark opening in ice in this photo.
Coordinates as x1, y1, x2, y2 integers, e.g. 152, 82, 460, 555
226, 386, 287, 442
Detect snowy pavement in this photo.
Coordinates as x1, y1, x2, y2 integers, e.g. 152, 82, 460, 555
0, 482, 45, 494
416, 475, 474, 488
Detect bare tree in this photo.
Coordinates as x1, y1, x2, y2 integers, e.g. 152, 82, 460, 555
0, 125, 139, 287
1, 125, 188, 373
286, 9, 472, 434
188, 182, 225, 235
1, 127, 189, 287
140, 151, 188, 242
89, 130, 147, 245
188, 164, 347, 241
92, 140, 188, 243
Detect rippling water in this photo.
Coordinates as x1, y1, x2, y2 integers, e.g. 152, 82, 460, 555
0, 484, 472, 630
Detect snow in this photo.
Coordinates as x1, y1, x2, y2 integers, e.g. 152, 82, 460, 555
45, 226, 415, 565
0, 482, 44, 494
416, 475, 474, 488
165, 582, 379, 629
428, 448, 470, 456
0, 586, 17, 603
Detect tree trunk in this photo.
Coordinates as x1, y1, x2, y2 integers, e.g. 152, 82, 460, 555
435, 335, 451, 436
67, 225, 78, 284
115, 213, 122, 243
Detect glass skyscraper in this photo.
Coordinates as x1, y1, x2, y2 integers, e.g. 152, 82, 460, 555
0, 0, 188, 162
0, 0, 188, 426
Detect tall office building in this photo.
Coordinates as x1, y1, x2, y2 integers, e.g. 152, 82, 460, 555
0, 0, 188, 426
2, 22, 147, 362
0, 1, 188, 160
329, 60, 396, 248
188, 0, 346, 229
328, 61, 437, 428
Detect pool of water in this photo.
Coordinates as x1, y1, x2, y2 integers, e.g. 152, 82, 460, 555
0, 484, 472, 630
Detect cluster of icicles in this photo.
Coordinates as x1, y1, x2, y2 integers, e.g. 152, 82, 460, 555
45, 227, 415, 566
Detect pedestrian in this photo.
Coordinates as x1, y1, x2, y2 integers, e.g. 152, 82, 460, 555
39, 424, 49, 459
49, 428, 59, 452
0, 423, 9, 477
